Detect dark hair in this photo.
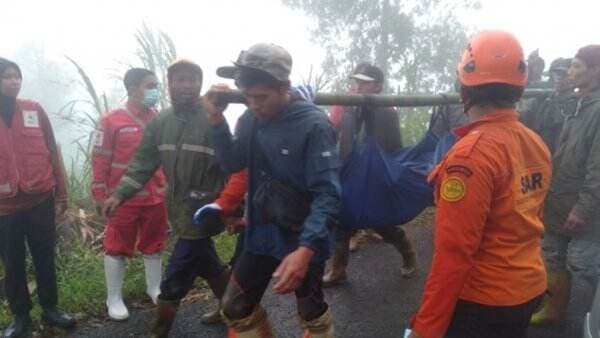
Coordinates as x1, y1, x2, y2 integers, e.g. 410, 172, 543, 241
575, 45, 600, 69
462, 83, 524, 108
167, 61, 203, 83
123, 68, 155, 93
0, 57, 22, 79
235, 68, 287, 90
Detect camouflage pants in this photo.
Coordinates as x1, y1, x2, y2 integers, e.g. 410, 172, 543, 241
542, 231, 600, 283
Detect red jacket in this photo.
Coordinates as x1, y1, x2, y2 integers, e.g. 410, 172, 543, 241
215, 169, 248, 216
91, 101, 166, 206
0, 100, 64, 201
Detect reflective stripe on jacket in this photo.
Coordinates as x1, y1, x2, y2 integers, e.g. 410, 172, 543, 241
113, 103, 226, 239
91, 102, 166, 206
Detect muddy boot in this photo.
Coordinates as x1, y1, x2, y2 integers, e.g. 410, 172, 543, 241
223, 306, 274, 338
386, 229, 417, 278
364, 229, 383, 243
530, 272, 571, 326
323, 240, 349, 288
348, 234, 361, 252
201, 268, 231, 325
201, 301, 224, 325
300, 307, 335, 338
150, 298, 180, 338
400, 250, 417, 278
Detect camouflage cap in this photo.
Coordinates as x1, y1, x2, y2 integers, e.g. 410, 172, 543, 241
217, 43, 292, 82
549, 58, 572, 73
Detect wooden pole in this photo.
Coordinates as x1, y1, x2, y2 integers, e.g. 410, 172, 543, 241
215, 89, 552, 107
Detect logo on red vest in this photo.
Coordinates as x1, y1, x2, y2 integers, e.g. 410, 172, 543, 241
23, 110, 39, 128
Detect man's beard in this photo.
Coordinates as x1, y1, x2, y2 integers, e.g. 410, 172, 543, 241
171, 92, 200, 110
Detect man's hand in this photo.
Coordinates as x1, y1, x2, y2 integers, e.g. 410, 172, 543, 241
563, 209, 586, 232
95, 200, 105, 218
272, 246, 314, 294
102, 196, 122, 218
203, 84, 231, 125
224, 217, 246, 234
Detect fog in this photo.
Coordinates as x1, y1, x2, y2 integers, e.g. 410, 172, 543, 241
1, 0, 599, 164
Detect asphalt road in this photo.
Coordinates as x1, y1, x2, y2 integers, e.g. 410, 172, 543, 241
72, 212, 587, 338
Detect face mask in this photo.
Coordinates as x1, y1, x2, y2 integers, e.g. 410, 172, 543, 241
142, 88, 160, 108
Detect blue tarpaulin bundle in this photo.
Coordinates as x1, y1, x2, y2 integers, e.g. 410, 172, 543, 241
339, 130, 456, 229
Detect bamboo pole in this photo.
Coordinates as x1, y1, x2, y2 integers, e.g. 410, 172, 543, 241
215, 89, 552, 107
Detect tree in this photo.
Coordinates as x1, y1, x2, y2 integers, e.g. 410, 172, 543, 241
300, 64, 332, 92
13, 44, 76, 114
282, 0, 479, 93
283, 0, 479, 144
133, 24, 177, 109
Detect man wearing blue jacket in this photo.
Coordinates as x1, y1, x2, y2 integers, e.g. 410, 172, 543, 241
204, 43, 340, 338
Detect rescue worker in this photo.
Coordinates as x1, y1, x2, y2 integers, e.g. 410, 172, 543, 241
91, 68, 168, 320
323, 63, 417, 287
0, 58, 76, 337
531, 45, 600, 326
519, 58, 576, 153
408, 31, 551, 338
102, 60, 230, 337
204, 43, 340, 338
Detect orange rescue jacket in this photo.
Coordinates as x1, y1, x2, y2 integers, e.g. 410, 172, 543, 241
411, 109, 551, 338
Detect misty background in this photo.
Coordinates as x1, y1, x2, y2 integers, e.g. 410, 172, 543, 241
1, 0, 598, 205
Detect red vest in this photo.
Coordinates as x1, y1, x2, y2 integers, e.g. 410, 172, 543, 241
0, 100, 55, 199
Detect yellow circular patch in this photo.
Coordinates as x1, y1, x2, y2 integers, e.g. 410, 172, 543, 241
441, 177, 466, 202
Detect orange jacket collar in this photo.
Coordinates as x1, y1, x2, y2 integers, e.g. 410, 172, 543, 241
454, 108, 518, 138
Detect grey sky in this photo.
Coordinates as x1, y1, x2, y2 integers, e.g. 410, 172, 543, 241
1, 0, 599, 151
3, 0, 598, 90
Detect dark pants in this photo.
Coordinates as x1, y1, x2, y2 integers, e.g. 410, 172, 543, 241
444, 294, 544, 338
159, 237, 227, 301
229, 231, 245, 267
0, 196, 58, 316
223, 251, 327, 321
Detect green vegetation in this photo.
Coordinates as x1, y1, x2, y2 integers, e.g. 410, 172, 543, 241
0, 232, 238, 328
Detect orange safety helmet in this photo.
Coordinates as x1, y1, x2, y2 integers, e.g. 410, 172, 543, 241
457, 31, 527, 87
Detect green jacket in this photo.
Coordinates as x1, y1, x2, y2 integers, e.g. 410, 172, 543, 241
544, 89, 600, 240
519, 93, 578, 154
114, 103, 226, 239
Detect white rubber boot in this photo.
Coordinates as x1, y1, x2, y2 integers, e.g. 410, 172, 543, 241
104, 255, 129, 321
144, 253, 162, 304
